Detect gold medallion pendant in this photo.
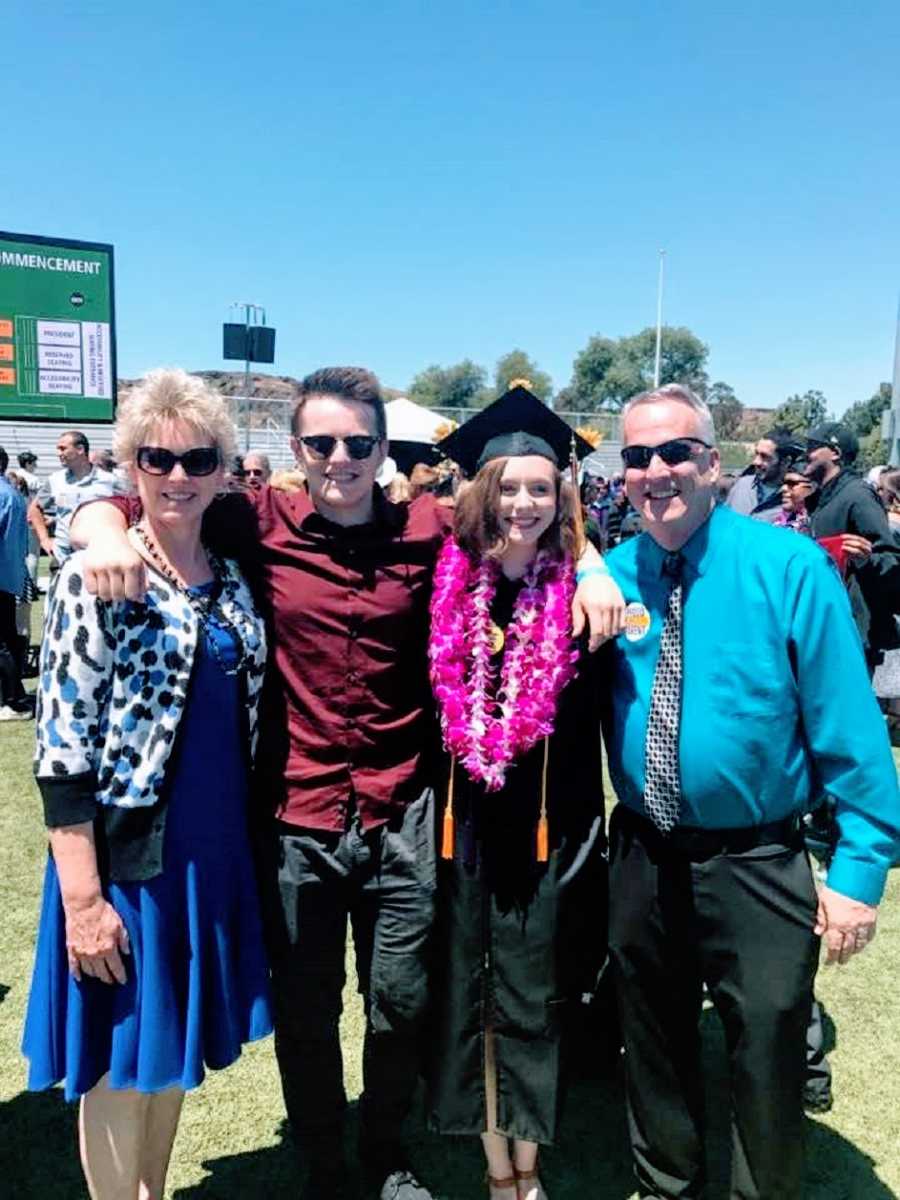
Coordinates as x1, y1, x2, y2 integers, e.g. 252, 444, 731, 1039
489, 622, 505, 654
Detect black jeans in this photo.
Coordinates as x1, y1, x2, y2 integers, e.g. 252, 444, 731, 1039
0, 591, 24, 706
267, 787, 436, 1167
608, 807, 819, 1200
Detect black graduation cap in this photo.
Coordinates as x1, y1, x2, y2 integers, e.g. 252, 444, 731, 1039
436, 385, 594, 478
388, 439, 443, 475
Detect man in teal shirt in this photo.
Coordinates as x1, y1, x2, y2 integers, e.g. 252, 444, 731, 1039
603, 383, 899, 1200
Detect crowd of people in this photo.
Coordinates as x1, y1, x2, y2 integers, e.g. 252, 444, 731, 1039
3, 369, 899, 1200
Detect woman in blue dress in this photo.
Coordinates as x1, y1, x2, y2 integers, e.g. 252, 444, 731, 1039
22, 368, 272, 1200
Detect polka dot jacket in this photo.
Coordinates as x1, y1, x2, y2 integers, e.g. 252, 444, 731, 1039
34, 552, 267, 838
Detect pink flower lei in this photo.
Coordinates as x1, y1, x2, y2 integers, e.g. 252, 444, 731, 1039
428, 536, 579, 791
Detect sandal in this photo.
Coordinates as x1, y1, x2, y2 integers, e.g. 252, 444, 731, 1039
487, 1172, 518, 1200
514, 1164, 548, 1200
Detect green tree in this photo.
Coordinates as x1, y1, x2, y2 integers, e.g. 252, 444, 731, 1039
706, 381, 743, 439
841, 382, 891, 437
566, 326, 708, 411
772, 389, 829, 433
408, 360, 489, 409
493, 349, 553, 404
842, 383, 892, 468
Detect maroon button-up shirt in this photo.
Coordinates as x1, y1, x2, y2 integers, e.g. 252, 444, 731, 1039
252, 485, 451, 830
100, 487, 452, 832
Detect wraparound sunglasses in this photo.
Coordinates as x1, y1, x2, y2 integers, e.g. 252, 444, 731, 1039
136, 446, 221, 476
621, 437, 711, 470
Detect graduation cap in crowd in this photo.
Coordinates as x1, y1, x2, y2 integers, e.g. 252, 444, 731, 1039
435, 384, 594, 477
388, 439, 443, 475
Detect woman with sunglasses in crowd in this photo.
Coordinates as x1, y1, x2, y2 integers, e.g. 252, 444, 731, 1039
22, 369, 271, 1200
774, 462, 817, 533
425, 389, 609, 1200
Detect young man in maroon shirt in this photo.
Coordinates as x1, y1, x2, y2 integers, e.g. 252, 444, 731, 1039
73, 367, 622, 1200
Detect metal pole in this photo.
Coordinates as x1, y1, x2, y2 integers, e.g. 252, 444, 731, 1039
243, 303, 252, 451
653, 249, 666, 388
890, 294, 900, 467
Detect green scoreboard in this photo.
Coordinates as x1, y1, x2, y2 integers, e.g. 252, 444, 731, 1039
0, 231, 116, 421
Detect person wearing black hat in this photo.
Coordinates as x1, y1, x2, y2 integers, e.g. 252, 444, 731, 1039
426, 390, 608, 1200
805, 421, 900, 673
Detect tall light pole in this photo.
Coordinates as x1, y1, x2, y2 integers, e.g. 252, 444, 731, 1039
889, 295, 900, 466
653, 249, 666, 388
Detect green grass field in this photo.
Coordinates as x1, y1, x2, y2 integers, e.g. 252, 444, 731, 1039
1, 678, 898, 1197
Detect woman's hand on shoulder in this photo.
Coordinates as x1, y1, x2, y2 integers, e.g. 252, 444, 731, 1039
62, 894, 131, 985
83, 531, 148, 602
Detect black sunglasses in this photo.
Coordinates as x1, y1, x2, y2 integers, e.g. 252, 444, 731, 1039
298, 434, 381, 460
621, 437, 711, 470
136, 446, 220, 477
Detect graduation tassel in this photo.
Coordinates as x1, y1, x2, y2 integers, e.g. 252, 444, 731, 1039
536, 736, 550, 863
441, 757, 456, 860
570, 432, 586, 559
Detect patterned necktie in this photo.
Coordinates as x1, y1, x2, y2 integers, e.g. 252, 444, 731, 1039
643, 552, 684, 833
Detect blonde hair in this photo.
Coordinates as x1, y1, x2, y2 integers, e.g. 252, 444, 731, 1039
385, 472, 411, 503
270, 467, 307, 494
623, 383, 716, 446
113, 368, 237, 466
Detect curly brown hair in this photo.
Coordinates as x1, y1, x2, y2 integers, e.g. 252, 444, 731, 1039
453, 457, 578, 563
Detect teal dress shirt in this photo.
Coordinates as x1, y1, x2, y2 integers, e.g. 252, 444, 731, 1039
604, 505, 899, 906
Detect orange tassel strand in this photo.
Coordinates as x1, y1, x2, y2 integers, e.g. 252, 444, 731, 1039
537, 736, 550, 863
441, 758, 456, 860
570, 432, 586, 559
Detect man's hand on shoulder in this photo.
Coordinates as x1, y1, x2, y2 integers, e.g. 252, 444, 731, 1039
815, 884, 878, 965
84, 531, 148, 602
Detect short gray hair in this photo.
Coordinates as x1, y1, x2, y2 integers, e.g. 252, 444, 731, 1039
114, 368, 237, 465
623, 383, 717, 446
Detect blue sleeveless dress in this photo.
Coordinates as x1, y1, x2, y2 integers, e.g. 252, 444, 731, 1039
22, 591, 273, 1100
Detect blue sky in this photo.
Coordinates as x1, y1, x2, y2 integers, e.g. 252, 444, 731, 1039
3, 1, 898, 414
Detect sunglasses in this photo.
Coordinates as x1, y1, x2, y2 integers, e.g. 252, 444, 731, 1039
621, 437, 711, 470
136, 446, 220, 477
298, 434, 380, 460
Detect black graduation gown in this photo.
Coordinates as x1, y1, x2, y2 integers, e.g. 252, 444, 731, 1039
425, 575, 607, 1145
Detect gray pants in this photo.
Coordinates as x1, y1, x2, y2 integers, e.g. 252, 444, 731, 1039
266, 787, 436, 1166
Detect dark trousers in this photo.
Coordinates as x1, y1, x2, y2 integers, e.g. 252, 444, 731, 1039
267, 788, 436, 1168
805, 998, 832, 1100
0, 591, 24, 706
608, 807, 819, 1200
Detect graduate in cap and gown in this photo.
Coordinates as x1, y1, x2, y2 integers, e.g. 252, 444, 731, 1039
425, 386, 609, 1200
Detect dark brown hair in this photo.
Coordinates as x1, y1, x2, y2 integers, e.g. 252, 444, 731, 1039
409, 463, 440, 499
453, 456, 578, 563
291, 366, 386, 439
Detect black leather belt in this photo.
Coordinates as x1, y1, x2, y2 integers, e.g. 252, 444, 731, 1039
616, 804, 801, 860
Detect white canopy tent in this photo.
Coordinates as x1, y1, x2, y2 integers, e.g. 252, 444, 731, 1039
384, 396, 447, 444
